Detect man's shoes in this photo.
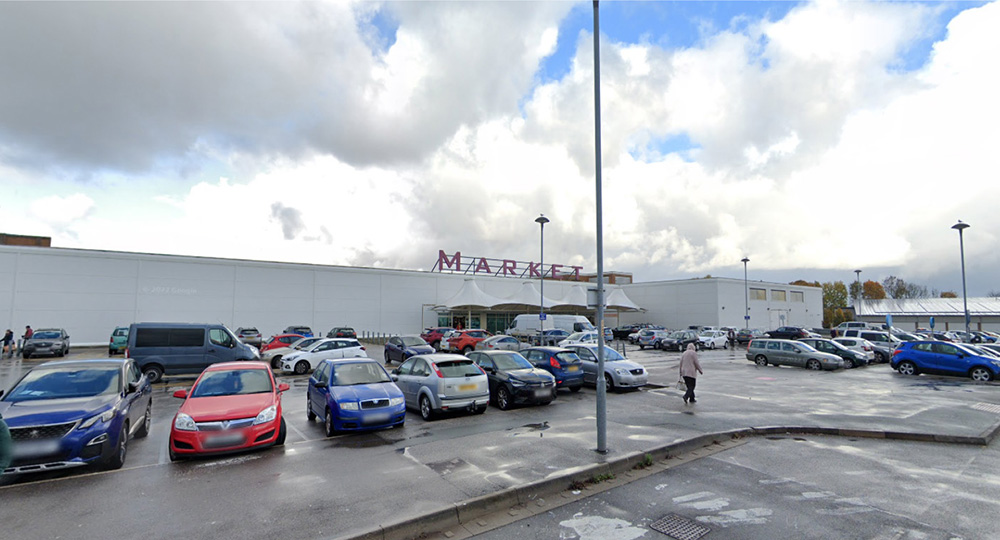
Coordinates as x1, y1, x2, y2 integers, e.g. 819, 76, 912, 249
682, 397, 688, 404
690, 399, 697, 403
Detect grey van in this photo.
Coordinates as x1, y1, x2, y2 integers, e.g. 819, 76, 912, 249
126, 323, 260, 383
745, 338, 845, 371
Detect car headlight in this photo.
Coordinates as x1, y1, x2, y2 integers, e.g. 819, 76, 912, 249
614, 368, 627, 375
339, 401, 360, 411
174, 413, 198, 431
79, 409, 115, 429
510, 378, 526, 387
254, 405, 277, 425
389, 397, 404, 407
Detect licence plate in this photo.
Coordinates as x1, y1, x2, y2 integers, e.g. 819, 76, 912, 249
204, 433, 245, 449
566, 365, 579, 372
459, 384, 477, 391
534, 388, 550, 398
12, 439, 61, 458
363, 412, 391, 425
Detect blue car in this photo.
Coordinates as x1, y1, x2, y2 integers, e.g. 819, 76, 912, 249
307, 358, 405, 436
891, 341, 1000, 382
1, 358, 152, 474
521, 347, 585, 392
384, 335, 435, 365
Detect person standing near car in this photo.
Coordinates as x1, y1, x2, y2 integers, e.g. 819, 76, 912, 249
20, 325, 33, 357
2, 329, 12, 359
679, 343, 703, 404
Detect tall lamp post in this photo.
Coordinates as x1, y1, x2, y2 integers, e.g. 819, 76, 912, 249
741, 257, 750, 329
854, 269, 862, 319
535, 215, 549, 346
952, 220, 971, 335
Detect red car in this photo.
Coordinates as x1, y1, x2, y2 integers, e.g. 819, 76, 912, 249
447, 329, 491, 354
168, 362, 289, 461
420, 327, 455, 350
261, 333, 305, 353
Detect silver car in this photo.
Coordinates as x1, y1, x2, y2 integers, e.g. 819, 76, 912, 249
390, 353, 489, 420
746, 338, 845, 370
563, 344, 648, 391
475, 335, 525, 351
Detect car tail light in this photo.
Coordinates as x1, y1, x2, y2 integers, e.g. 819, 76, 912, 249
863, 345, 871, 351
360, 346, 366, 351
550, 357, 560, 369
431, 363, 444, 378
892, 349, 902, 357
124, 347, 130, 358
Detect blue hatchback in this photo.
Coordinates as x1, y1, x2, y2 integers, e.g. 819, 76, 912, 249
307, 358, 406, 436
1, 358, 152, 475
521, 347, 585, 392
891, 341, 1000, 382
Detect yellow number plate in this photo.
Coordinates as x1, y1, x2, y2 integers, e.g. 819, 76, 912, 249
459, 384, 477, 391
566, 365, 579, 372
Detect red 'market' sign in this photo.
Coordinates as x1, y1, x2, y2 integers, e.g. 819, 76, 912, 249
434, 251, 583, 280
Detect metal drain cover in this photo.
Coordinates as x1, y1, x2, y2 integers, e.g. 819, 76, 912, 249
650, 514, 710, 540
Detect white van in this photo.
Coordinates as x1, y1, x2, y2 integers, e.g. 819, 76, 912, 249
507, 314, 595, 340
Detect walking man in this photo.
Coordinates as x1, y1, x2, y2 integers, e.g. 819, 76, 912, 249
679, 343, 703, 404
2, 329, 12, 359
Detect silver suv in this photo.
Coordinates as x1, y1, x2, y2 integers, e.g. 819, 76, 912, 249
22, 328, 70, 359
746, 338, 845, 370
390, 353, 489, 420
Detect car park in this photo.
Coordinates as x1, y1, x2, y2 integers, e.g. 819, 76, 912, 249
736, 328, 765, 344
108, 326, 129, 355
280, 338, 366, 374
390, 353, 489, 420
384, 335, 435, 364
420, 327, 455, 351
832, 337, 877, 364
446, 329, 491, 354
746, 338, 845, 370
467, 350, 556, 410
890, 341, 1000, 381
697, 330, 729, 350
557, 330, 599, 347
475, 335, 525, 352
326, 327, 357, 339
282, 326, 314, 338
521, 347, 585, 392
798, 338, 868, 368
235, 327, 262, 348
563, 344, 648, 391
262, 336, 323, 369
307, 358, 405, 434
126, 323, 259, 383
21, 328, 70, 359
658, 330, 701, 352
168, 361, 288, 461
1, 358, 152, 474
261, 333, 307, 353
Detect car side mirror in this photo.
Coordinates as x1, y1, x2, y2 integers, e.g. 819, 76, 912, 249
173, 389, 189, 399
391, 368, 400, 375
278, 383, 290, 392
314, 381, 326, 388
127, 381, 139, 394
390, 374, 399, 382
485, 366, 495, 374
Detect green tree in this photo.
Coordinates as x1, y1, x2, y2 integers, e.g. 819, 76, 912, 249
822, 281, 848, 309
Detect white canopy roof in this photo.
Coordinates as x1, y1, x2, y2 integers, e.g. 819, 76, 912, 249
493, 282, 557, 309
438, 279, 506, 310
606, 287, 642, 311
551, 284, 589, 308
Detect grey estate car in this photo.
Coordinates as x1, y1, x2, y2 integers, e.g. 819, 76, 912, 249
746, 338, 845, 370
390, 353, 490, 420
563, 344, 648, 391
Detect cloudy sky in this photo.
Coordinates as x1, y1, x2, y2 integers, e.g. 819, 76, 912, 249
1, 1, 997, 295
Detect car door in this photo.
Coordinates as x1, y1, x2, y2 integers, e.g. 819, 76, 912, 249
124, 360, 148, 431
387, 337, 402, 362
931, 343, 965, 375
573, 347, 598, 384
309, 362, 332, 417
394, 358, 417, 406
207, 328, 237, 365
470, 353, 498, 395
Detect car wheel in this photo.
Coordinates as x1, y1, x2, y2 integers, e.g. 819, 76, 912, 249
844, 359, 856, 368
723, 341, 729, 350
754, 355, 767, 366
420, 395, 435, 421
431, 340, 441, 351
108, 348, 115, 356
135, 402, 151, 439
603, 373, 615, 393
325, 408, 336, 437
970, 367, 993, 382
639, 345, 645, 350
143, 365, 163, 384
875, 351, 886, 363
463, 346, 473, 355
307, 398, 316, 421
570, 386, 582, 393
22, 352, 30, 359
897, 361, 917, 376
275, 418, 287, 446
806, 359, 822, 370
496, 387, 512, 410
105, 422, 128, 470
473, 404, 487, 414
294, 360, 310, 375
168, 444, 180, 462
384, 350, 392, 364
708, 342, 714, 350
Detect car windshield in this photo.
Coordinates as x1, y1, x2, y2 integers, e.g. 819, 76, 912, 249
698, 331, 714, 337
668, 331, 685, 339
598, 347, 626, 361
331, 362, 391, 385
492, 353, 533, 371
192, 369, 273, 397
31, 331, 61, 340
5, 366, 120, 401
295, 337, 322, 350
401, 336, 428, 347
436, 360, 483, 378
113, 328, 128, 337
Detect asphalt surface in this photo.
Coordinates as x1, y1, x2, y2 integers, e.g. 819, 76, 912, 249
2, 342, 999, 540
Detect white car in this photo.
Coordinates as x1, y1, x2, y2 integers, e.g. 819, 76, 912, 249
697, 330, 729, 350
832, 337, 876, 363
558, 331, 599, 348
263, 336, 323, 369
281, 338, 366, 374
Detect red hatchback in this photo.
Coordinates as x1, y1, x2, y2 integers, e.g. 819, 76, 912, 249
168, 362, 289, 460
261, 333, 305, 353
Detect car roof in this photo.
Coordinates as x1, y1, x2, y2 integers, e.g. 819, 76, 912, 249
34, 358, 125, 369
523, 346, 571, 352
475, 349, 525, 356
410, 353, 473, 361
204, 361, 271, 372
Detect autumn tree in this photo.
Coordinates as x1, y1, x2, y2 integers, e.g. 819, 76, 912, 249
822, 281, 848, 309
789, 280, 821, 287
851, 280, 885, 302
940, 291, 958, 298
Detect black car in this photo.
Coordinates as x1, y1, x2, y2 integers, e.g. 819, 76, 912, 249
736, 328, 765, 344
467, 350, 556, 410
235, 327, 262, 348
22, 328, 70, 359
765, 326, 811, 340
612, 325, 638, 340
798, 338, 868, 368
658, 330, 701, 352
327, 327, 357, 339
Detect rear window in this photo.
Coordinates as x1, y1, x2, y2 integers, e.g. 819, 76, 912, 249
554, 352, 581, 365
436, 360, 482, 378
135, 327, 204, 348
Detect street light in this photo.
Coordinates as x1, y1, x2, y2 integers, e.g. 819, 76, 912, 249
741, 257, 750, 329
854, 269, 862, 318
952, 220, 971, 335
535, 214, 549, 346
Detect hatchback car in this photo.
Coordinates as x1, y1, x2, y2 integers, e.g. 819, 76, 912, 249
798, 338, 868, 368
475, 335, 524, 352
307, 358, 405, 434
659, 330, 701, 352
261, 333, 306, 354
283, 326, 314, 338
281, 338, 366, 374
557, 331, 599, 348
521, 347, 585, 392
326, 327, 357, 339
563, 344, 648, 392
446, 329, 491, 354
22, 328, 70, 359
168, 362, 288, 461
419, 327, 455, 351
108, 326, 129, 355
263, 336, 323, 369
636, 329, 668, 350
891, 341, 1000, 382
698, 330, 729, 350
235, 327, 262, 348
384, 335, 435, 364
390, 354, 489, 420
533, 329, 571, 346
467, 350, 556, 410
832, 337, 877, 363
1, 358, 152, 474
746, 339, 845, 370
736, 328, 765, 345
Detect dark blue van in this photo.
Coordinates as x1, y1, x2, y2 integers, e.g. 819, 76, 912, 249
126, 323, 259, 383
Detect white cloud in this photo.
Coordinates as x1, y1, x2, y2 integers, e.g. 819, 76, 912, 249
29, 194, 95, 227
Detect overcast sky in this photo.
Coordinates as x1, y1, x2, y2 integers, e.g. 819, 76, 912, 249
1, 1, 997, 295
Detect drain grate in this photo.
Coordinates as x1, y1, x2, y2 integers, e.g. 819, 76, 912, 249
650, 514, 711, 540
972, 402, 1000, 414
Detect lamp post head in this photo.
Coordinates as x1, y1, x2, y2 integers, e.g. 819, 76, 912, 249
741, 257, 749, 264
854, 269, 861, 277
952, 220, 969, 232
535, 215, 550, 226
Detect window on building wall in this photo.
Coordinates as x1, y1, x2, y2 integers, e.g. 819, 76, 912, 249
750, 288, 766, 301
790, 291, 804, 303
771, 290, 787, 302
